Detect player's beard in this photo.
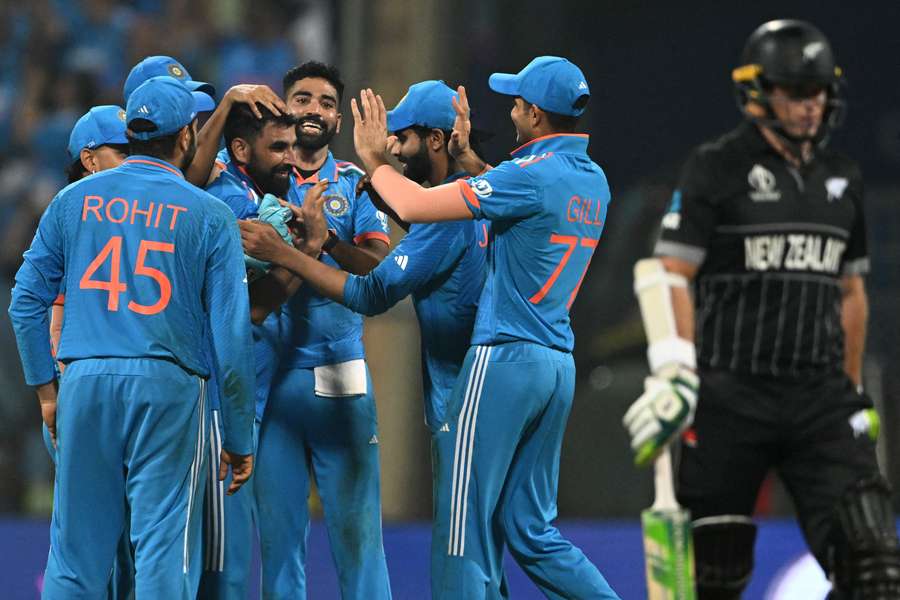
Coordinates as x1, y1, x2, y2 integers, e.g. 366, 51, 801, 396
399, 143, 431, 185
296, 116, 337, 151
247, 158, 293, 198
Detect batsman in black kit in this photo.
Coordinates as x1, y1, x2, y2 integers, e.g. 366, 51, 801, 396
625, 19, 900, 599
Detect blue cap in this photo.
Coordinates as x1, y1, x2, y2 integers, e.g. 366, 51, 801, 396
126, 76, 214, 140
387, 80, 458, 132
124, 55, 216, 105
67, 105, 129, 160
488, 56, 590, 117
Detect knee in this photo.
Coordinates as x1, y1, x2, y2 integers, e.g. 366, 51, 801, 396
692, 515, 757, 600
828, 475, 900, 599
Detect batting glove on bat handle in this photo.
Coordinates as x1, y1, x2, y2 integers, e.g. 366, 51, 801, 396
623, 365, 699, 468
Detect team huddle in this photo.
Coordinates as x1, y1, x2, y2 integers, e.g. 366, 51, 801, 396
7, 17, 900, 600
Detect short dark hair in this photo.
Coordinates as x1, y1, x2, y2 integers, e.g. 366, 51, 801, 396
224, 104, 297, 160
525, 97, 587, 133
66, 159, 88, 184
282, 61, 344, 104
407, 125, 487, 159
127, 131, 180, 160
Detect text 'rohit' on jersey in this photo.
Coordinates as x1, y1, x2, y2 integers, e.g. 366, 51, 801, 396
458, 133, 611, 352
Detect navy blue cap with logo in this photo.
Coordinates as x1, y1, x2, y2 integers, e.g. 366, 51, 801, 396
387, 80, 459, 132
125, 76, 215, 140
67, 105, 129, 161
488, 56, 590, 116
124, 55, 216, 105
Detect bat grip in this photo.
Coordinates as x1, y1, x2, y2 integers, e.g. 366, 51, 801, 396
653, 446, 679, 511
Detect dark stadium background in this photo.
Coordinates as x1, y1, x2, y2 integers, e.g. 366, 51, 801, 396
1, 0, 898, 596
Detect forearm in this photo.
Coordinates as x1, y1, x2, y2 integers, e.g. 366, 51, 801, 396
248, 266, 303, 325
10, 291, 57, 385
186, 101, 231, 187
670, 286, 695, 342
369, 165, 473, 223
327, 241, 382, 275
841, 288, 868, 386
455, 149, 490, 177
271, 245, 348, 301
49, 303, 63, 356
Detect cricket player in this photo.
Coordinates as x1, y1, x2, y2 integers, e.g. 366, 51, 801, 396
199, 102, 323, 600
624, 20, 900, 599
239, 81, 489, 590
251, 61, 392, 599
123, 55, 286, 188
347, 57, 620, 599
9, 75, 256, 599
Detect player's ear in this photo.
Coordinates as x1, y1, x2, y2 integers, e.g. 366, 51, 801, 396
429, 129, 445, 153
231, 137, 251, 165
531, 104, 544, 129
80, 148, 97, 174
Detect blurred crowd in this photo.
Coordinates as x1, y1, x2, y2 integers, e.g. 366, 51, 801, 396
0, 0, 334, 514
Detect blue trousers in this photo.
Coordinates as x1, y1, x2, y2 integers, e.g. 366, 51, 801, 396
198, 411, 259, 600
431, 343, 619, 600
43, 358, 208, 600
255, 366, 391, 599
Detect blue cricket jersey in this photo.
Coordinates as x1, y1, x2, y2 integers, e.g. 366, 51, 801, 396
458, 134, 610, 352
343, 172, 488, 430
9, 156, 256, 454
206, 150, 283, 421
281, 152, 391, 368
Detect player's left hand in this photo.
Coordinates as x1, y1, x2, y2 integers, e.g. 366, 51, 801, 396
239, 220, 291, 265
623, 365, 699, 467
219, 450, 254, 495
449, 85, 472, 160
36, 380, 59, 448
350, 89, 390, 174
298, 179, 329, 254
223, 84, 287, 118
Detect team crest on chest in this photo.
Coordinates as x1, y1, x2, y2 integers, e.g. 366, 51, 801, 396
747, 164, 781, 202
324, 193, 349, 217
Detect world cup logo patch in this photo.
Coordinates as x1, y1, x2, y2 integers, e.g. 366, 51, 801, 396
324, 194, 349, 217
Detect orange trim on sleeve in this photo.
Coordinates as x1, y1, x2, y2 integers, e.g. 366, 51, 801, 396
53, 294, 65, 306
353, 231, 391, 246
457, 179, 480, 209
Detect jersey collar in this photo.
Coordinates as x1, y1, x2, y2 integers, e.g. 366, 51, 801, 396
294, 151, 339, 185
510, 133, 589, 158
122, 156, 185, 178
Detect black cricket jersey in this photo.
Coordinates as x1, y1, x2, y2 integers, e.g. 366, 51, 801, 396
654, 122, 869, 378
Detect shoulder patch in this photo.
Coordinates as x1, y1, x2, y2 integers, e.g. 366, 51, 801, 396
336, 161, 365, 177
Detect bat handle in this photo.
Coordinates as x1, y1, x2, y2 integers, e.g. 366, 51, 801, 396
652, 446, 679, 511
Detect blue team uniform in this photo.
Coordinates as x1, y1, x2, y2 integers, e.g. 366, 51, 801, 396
431, 134, 619, 599
9, 156, 255, 599
254, 152, 392, 599
199, 151, 285, 599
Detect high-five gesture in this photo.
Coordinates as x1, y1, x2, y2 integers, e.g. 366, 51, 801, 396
350, 89, 391, 175
449, 85, 472, 160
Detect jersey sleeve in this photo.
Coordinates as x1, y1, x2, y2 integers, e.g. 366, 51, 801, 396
203, 207, 256, 455
342, 223, 464, 316
9, 196, 66, 385
653, 148, 718, 265
352, 184, 391, 246
221, 194, 259, 220
842, 163, 869, 276
457, 160, 542, 221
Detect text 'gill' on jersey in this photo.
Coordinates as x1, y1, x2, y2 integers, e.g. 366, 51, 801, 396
458, 133, 610, 352
9, 156, 256, 454
654, 122, 869, 377
280, 153, 391, 369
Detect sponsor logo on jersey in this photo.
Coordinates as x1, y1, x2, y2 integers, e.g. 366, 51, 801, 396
323, 193, 349, 217
368, 434, 379, 445
394, 254, 409, 270
375, 210, 389, 231
825, 177, 848, 202
744, 234, 846, 274
469, 178, 493, 199
439, 423, 450, 432
748, 164, 781, 202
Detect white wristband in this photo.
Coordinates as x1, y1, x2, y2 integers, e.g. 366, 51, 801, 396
648, 337, 696, 373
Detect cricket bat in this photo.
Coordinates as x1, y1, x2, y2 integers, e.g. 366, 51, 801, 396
641, 446, 696, 599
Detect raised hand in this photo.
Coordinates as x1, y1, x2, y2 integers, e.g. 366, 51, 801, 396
449, 85, 472, 160
224, 84, 287, 118
298, 180, 329, 254
239, 220, 290, 264
350, 89, 391, 174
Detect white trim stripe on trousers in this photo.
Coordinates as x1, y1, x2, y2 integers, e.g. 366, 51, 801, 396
183, 378, 207, 574
204, 409, 226, 572
448, 345, 492, 556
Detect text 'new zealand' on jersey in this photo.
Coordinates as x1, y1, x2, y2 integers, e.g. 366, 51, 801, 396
655, 122, 868, 377
10, 157, 254, 388
458, 134, 610, 352
281, 153, 391, 368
